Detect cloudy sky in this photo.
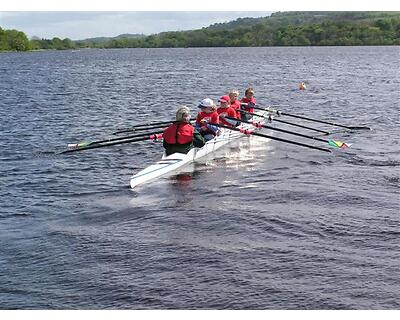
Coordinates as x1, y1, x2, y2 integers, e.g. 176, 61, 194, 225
0, 12, 272, 40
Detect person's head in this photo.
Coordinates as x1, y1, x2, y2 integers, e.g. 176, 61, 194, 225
229, 90, 239, 102
218, 95, 231, 108
245, 87, 255, 99
176, 106, 191, 123
198, 98, 216, 113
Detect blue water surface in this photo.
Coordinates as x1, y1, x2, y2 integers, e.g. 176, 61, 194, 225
0, 46, 399, 309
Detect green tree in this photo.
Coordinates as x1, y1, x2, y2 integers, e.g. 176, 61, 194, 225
62, 38, 76, 49
3, 29, 30, 51
375, 19, 392, 31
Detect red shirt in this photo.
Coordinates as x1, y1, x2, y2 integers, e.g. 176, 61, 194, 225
196, 111, 219, 126
217, 106, 237, 126
240, 97, 257, 113
163, 122, 194, 145
230, 100, 241, 119
196, 111, 219, 135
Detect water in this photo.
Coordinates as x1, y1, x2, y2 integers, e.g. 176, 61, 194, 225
0, 47, 399, 309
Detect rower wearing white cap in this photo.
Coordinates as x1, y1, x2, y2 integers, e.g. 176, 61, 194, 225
195, 98, 220, 141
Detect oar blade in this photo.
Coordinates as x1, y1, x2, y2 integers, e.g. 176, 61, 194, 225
349, 126, 371, 130
67, 140, 92, 149
328, 139, 351, 149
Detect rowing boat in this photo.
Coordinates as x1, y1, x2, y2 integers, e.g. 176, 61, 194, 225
129, 112, 269, 189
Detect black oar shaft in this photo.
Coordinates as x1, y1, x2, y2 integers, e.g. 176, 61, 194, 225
85, 129, 165, 146
126, 119, 174, 129
243, 110, 330, 135
113, 123, 171, 135
61, 134, 163, 154
225, 116, 330, 144
280, 112, 356, 129
273, 117, 330, 134
214, 123, 331, 153
113, 120, 196, 135
255, 106, 370, 130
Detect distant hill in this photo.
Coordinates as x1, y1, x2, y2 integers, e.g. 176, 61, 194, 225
75, 33, 145, 45
206, 16, 269, 31
207, 11, 400, 31
2, 11, 400, 51
95, 11, 400, 48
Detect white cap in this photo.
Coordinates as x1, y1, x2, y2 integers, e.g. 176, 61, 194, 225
198, 98, 215, 108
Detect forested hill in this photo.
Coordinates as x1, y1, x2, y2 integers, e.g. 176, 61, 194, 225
207, 11, 399, 31
1, 11, 399, 51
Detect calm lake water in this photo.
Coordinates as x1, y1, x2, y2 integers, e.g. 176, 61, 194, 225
0, 46, 399, 309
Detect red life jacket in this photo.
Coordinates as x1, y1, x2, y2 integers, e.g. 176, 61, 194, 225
163, 122, 194, 145
217, 106, 237, 126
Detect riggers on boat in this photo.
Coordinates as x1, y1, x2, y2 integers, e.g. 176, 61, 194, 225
129, 112, 269, 189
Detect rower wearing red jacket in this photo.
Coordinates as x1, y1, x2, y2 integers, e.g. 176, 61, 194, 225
217, 95, 239, 127
229, 90, 241, 120
240, 87, 257, 121
195, 98, 220, 141
163, 106, 205, 156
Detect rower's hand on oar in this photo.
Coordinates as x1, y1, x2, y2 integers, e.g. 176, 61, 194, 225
200, 119, 209, 130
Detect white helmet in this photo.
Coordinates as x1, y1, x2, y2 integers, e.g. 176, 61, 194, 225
198, 98, 215, 108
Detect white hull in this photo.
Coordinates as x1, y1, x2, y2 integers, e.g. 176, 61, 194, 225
130, 114, 267, 189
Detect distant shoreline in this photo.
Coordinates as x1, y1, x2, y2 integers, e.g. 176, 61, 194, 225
2, 11, 399, 51
2, 44, 399, 54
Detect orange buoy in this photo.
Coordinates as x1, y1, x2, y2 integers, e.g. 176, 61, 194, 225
299, 82, 306, 90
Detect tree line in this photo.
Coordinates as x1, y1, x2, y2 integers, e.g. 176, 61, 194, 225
95, 17, 399, 48
1, 12, 399, 52
0, 27, 31, 51
1, 27, 76, 51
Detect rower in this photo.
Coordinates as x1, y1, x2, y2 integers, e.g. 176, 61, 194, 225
163, 106, 205, 156
195, 98, 220, 141
229, 90, 241, 120
217, 95, 239, 127
240, 87, 257, 121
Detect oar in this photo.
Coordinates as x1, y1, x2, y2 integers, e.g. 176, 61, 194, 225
60, 133, 163, 154
223, 116, 350, 149
242, 110, 331, 135
254, 106, 371, 130
113, 123, 172, 135
66, 129, 165, 149
113, 120, 181, 135
212, 123, 332, 153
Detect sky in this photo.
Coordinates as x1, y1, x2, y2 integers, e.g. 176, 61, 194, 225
0, 11, 272, 40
